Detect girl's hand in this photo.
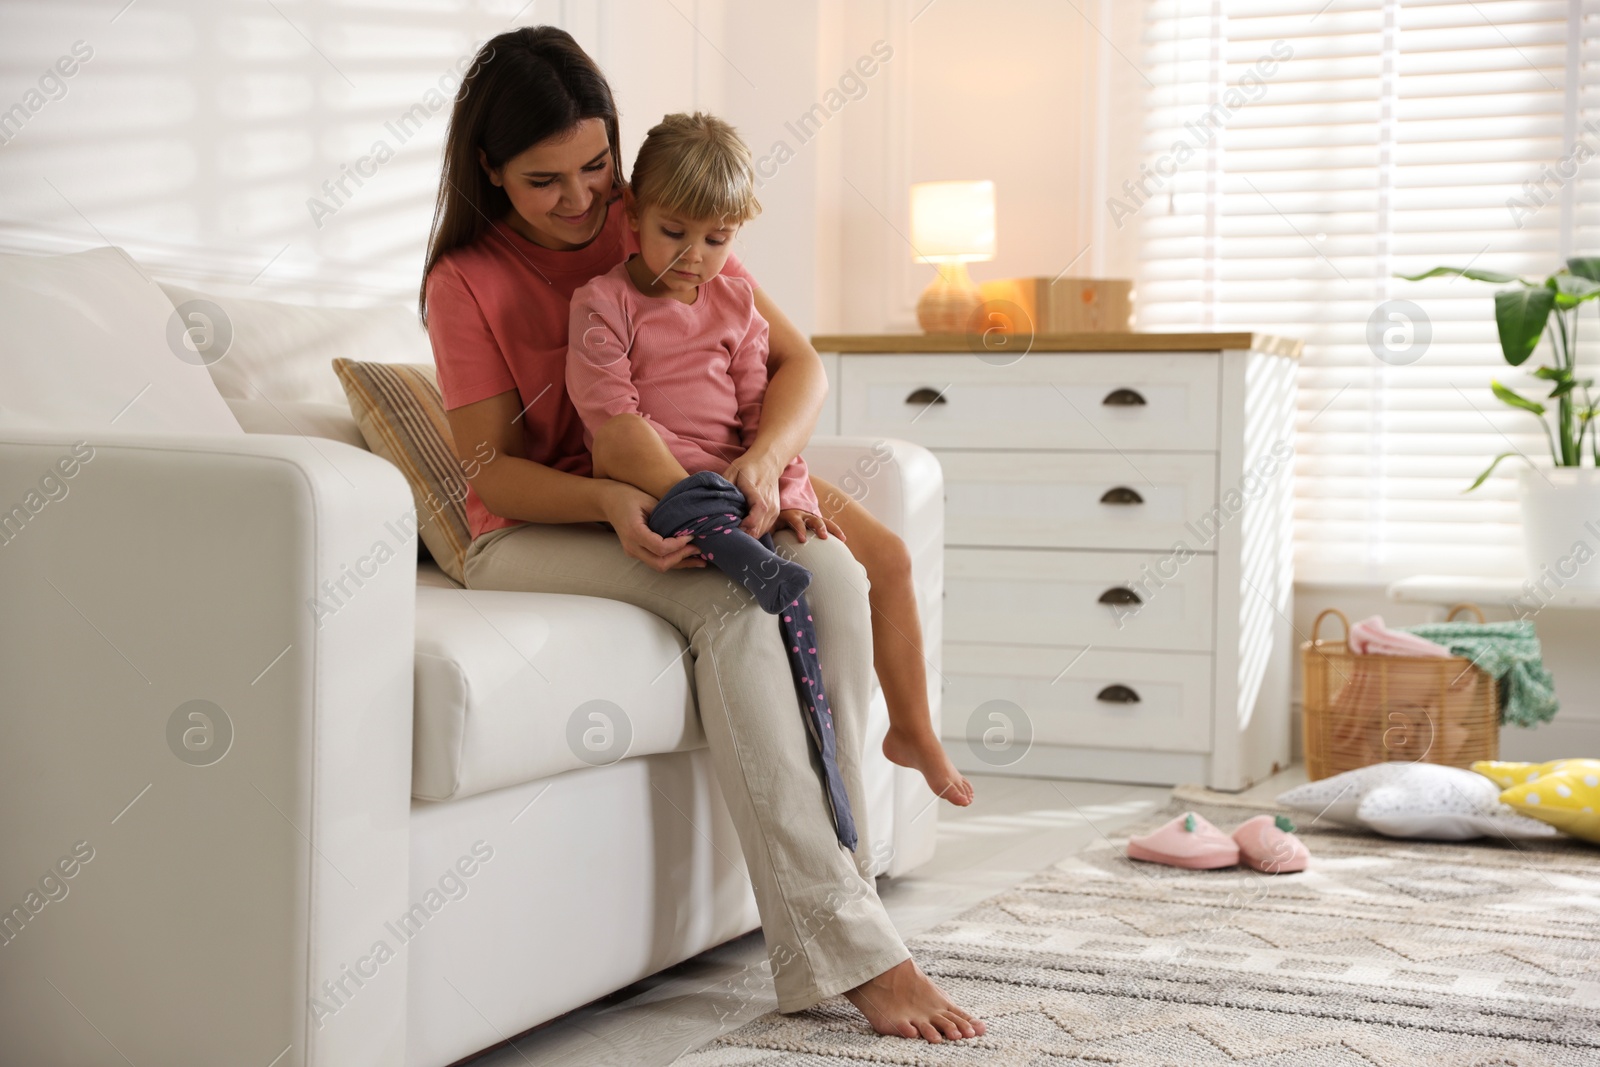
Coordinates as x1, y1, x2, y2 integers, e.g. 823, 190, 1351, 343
776, 508, 846, 543
599, 481, 705, 572
722, 451, 783, 538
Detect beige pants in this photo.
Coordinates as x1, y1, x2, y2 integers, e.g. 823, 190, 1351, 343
464, 520, 911, 1012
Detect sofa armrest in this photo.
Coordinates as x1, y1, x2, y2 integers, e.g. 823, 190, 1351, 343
804, 437, 945, 877
0, 431, 415, 1067
804, 435, 944, 607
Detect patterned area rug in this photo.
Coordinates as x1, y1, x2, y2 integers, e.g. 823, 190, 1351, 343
678, 787, 1600, 1065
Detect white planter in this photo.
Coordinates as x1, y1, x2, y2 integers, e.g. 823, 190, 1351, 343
1517, 466, 1600, 590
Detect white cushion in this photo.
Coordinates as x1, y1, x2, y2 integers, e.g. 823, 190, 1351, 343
1277, 762, 1559, 841
417, 561, 461, 589
161, 282, 432, 407
410, 584, 704, 802
0, 248, 240, 435
225, 397, 368, 452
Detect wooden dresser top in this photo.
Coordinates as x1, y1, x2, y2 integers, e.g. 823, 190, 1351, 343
811, 332, 1303, 358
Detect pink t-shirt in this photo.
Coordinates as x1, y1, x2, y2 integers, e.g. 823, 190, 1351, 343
423, 196, 756, 539
566, 261, 818, 515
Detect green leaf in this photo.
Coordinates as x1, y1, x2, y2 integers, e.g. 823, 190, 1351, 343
1396, 266, 1522, 284
1465, 451, 1531, 492
1495, 287, 1555, 366
1568, 256, 1600, 282
1534, 365, 1578, 397
1491, 379, 1547, 416
1534, 368, 1593, 389
1547, 273, 1600, 309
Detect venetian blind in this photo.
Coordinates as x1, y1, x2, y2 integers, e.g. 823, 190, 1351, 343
1135, 0, 1591, 582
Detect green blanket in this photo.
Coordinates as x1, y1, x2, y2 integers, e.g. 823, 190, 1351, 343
1400, 620, 1559, 728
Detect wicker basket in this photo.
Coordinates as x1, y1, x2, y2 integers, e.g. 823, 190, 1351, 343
1301, 605, 1499, 781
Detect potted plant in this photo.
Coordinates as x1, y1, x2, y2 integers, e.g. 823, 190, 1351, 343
1399, 259, 1600, 588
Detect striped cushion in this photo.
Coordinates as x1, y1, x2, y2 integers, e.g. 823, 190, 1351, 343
332, 359, 471, 585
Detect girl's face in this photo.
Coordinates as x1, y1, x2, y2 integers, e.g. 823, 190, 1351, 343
624, 192, 740, 300
481, 117, 614, 251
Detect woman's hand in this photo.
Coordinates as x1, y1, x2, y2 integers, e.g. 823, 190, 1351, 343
598, 480, 705, 571
722, 450, 784, 538
776, 508, 846, 543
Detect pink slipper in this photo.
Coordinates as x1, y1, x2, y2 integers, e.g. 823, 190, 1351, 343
1232, 814, 1309, 874
1127, 812, 1241, 869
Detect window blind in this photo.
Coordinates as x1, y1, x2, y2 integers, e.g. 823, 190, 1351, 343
1135, 0, 1591, 582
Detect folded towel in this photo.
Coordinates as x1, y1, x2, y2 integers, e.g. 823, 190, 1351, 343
1347, 615, 1453, 658
1400, 619, 1559, 729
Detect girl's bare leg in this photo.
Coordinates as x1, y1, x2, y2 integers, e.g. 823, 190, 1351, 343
811, 475, 973, 807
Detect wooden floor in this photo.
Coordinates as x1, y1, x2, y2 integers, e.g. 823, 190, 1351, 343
462, 766, 1306, 1067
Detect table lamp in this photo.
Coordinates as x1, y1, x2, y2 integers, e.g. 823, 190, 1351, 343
910, 179, 995, 333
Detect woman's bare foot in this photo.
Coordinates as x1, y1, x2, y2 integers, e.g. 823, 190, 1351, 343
882, 727, 974, 806
843, 957, 985, 1043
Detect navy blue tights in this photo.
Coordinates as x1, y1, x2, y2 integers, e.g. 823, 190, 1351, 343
647, 472, 857, 850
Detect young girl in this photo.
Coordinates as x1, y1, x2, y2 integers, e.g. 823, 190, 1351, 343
565, 111, 972, 809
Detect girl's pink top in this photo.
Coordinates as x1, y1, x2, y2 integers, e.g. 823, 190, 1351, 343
423, 196, 758, 540
565, 261, 819, 516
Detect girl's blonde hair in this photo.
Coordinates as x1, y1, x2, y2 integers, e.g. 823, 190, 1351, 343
629, 111, 762, 225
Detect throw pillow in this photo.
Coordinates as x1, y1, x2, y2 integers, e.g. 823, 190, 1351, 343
225, 398, 369, 451
0, 247, 241, 435
161, 282, 433, 407
1472, 757, 1600, 789
1476, 759, 1600, 844
332, 359, 471, 585
1276, 760, 1409, 826
1277, 761, 1559, 841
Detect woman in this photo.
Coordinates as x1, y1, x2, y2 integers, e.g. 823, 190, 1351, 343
420, 26, 983, 1044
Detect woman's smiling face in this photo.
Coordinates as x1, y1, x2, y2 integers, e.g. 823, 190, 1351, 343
481, 117, 614, 250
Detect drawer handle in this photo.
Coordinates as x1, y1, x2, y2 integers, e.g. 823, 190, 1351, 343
1102, 387, 1147, 407
1098, 586, 1143, 606
1099, 486, 1144, 505
1096, 684, 1142, 704
904, 387, 947, 406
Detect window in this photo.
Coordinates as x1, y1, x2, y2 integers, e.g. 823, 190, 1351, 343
1135, 0, 1590, 581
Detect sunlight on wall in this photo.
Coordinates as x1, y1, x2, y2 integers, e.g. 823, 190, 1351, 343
0, 0, 729, 306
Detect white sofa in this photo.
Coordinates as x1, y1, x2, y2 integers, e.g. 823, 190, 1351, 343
0, 248, 945, 1067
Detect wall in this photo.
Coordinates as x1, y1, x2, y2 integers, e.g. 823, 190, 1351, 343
0, 0, 1139, 326
828, 0, 1146, 333
0, 0, 837, 316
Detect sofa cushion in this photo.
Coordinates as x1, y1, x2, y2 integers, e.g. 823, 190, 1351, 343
225, 397, 369, 451
417, 561, 463, 589
412, 583, 702, 801
332, 359, 472, 584
159, 282, 433, 407
0, 248, 241, 435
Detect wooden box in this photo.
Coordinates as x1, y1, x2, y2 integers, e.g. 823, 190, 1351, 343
979, 277, 1135, 333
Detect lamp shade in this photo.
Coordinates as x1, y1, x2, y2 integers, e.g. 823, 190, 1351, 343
910, 180, 995, 262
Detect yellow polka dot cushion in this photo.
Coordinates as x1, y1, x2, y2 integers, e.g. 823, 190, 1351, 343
1473, 759, 1600, 844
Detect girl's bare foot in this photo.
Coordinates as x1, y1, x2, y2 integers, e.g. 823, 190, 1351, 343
843, 957, 985, 1042
882, 726, 974, 806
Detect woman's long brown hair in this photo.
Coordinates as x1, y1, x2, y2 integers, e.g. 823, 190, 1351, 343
418, 26, 623, 321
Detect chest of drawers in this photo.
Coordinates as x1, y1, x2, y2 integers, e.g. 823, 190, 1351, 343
815, 332, 1300, 791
